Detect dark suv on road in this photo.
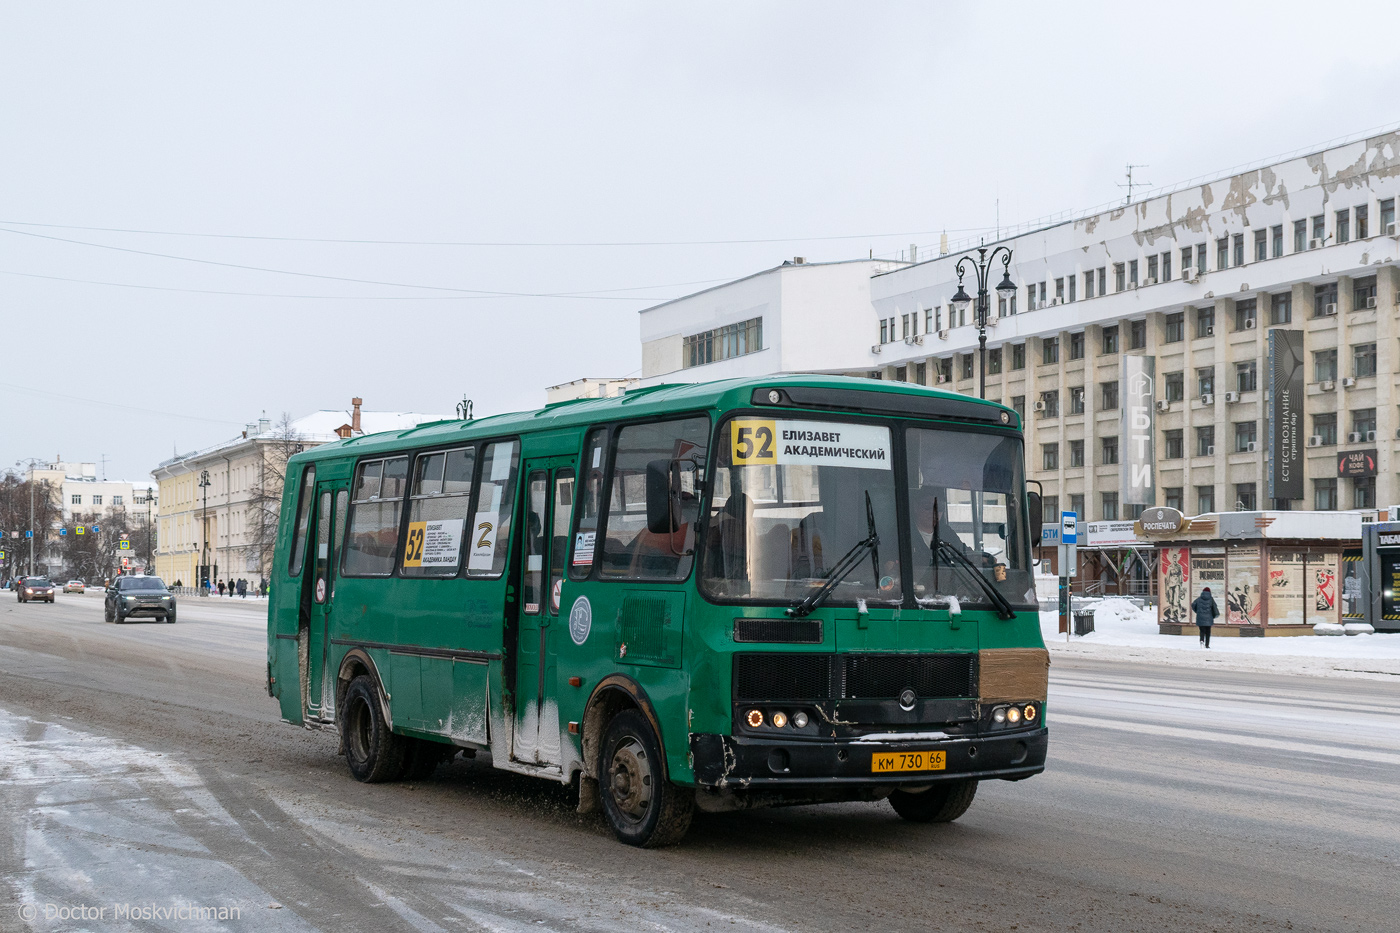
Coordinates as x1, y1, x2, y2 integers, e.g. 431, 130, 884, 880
17, 577, 55, 603
105, 575, 176, 623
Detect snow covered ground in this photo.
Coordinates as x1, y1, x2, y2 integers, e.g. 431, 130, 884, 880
1041, 597, 1400, 679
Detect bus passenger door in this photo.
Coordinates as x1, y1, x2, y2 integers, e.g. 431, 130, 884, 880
512, 458, 575, 765
305, 481, 348, 720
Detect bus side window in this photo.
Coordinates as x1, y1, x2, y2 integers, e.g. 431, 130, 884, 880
569, 429, 607, 580
288, 465, 316, 576
400, 446, 476, 577
600, 417, 709, 581
467, 440, 519, 578
342, 456, 409, 577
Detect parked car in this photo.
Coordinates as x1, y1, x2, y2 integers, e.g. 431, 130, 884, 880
63, 580, 85, 594
17, 578, 55, 603
105, 575, 176, 623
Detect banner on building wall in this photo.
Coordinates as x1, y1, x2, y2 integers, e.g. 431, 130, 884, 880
1226, 544, 1262, 625
1267, 329, 1305, 501
1159, 547, 1191, 626
1305, 552, 1339, 625
1120, 355, 1155, 506
1189, 548, 1226, 607
1266, 549, 1306, 626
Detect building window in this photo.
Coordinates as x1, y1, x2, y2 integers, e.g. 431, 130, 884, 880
1233, 234, 1244, 267
987, 348, 1002, 374
1039, 282, 1047, 307
1164, 487, 1184, 511
1270, 292, 1292, 324
1114, 263, 1125, 292
1012, 396, 1026, 419
1271, 224, 1283, 258
1069, 385, 1085, 414
1234, 421, 1257, 452
1354, 275, 1377, 310
1352, 408, 1377, 441
1314, 478, 1338, 511
1042, 337, 1059, 364
1382, 198, 1396, 235
113, 495, 123, 506
1216, 237, 1229, 269
1101, 493, 1119, 521
1055, 278, 1065, 304
1164, 371, 1184, 402
1356, 204, 1369, 240
71, 493, 81, 505
1070, 494, 1085, 517
1164, 312, 1184, 343
1197, 485, 1215, 514
1068, 275, 1076, 302
895, 365, 907, 382
901, 314, 910, 339
1313, 413, 1337, 446
925, 308, 935, 332
1235, 483, 1257, 511
1098, 267, 1106, 296
1312, 214, 1325, 244
683, 316, 763, 368
1164, 430, 1184, 459
1069, 331, 1085, 360
961, 354, 974, 380
1294, 219, 1307, 252
1101, 436, 1119, 465
1354, 343, 1377, 378
1128, 260, 1138, 287
1181, 246, 1193, 275
1147, 255, 1158, 283
915, 362, 926, 385
1011, 343, 1026, 369
1196, 243, 1207, 274
1084, 270, 1095, 299
1236, 360, 1258, 393
1101, 381, 1119, 410
1336, 208, 1350, 244
1196, 306, 1215, 338
937, 357, 953, 383
1042, 496, 1059, 522
1354, 477, 1376, 509
1102, 325, 1119, 354
1315, 349, 1337, 383
1069, 439, 1085, 468
1197, 366, 1215, 397
1043, 443, 1059, 470
1314, 283, 1337, 317
879, 320, 888, 344
1254, 229, 1267, 262
1039, 390, 1059, 418
1129, 319, 1146, 349
1196, 425, 1215, 456
1235, 298, 1257, 331
1161, 251, 1172, 282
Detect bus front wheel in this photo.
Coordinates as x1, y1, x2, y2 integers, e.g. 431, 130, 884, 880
889, 779, 978, 823
599, 710, 693, 848
342, 675, 406, 783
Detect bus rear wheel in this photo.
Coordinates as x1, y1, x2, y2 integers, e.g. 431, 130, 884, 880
599, 709, 693, 848
342, 675, 405, 783
889, 779, 978, 823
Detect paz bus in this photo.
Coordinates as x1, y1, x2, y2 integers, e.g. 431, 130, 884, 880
266, 375, 1050, 847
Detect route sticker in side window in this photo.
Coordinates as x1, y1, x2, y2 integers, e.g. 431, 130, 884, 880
731, 419, 891, 470
403, 519, 465, 569
468, 484, 502, 571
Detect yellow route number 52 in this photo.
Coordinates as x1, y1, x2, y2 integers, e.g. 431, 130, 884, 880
731, 419, 777, 465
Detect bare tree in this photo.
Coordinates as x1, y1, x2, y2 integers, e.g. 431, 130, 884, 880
0, 471, 63, 580
59, 509, 134, 583
247, 413, 305, 578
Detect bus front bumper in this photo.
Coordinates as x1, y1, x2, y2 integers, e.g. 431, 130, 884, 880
690, 728, 1047, 788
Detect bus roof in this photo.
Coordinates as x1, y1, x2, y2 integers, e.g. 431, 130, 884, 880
288, 374, 1019, 465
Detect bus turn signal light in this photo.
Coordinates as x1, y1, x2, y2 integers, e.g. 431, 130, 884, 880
1024, 704, 1037, 721
746, 709, 764, 728
568, 676, 582, 687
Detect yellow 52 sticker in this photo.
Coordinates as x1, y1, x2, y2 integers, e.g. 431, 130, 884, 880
403, 521, 426, 567
731, 419, 777, 464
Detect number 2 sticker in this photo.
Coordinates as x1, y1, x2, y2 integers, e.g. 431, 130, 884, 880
731, 419, 776, 464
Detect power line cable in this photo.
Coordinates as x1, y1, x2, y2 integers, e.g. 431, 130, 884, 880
0, 380, 243, 425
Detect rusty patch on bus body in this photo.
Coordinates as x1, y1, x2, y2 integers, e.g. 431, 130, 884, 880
978, 648, 1049, 703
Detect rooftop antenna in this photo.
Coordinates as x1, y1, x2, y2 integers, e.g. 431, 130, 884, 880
1119, 163, 1151, 205
99, 453, 109, 481
456, 396, 473, 420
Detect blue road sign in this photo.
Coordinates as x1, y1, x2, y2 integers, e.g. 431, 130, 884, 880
1061, 511, 1078, 544
24, 530, 32, 538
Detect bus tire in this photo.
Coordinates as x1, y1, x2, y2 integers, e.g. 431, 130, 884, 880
341, 674, 405, 783
889, 779, 978, 823
398, 738, 451, 781
599, 709, 693, 848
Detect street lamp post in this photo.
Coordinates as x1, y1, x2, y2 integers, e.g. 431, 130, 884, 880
145, 486, 156, 572
198, 470, 211, 593
950, 247, 1018, 400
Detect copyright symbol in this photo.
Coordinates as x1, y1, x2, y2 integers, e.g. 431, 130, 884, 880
18, 903, 37, 921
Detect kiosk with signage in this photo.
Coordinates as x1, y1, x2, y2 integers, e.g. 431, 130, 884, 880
1361, 522, 1400, 632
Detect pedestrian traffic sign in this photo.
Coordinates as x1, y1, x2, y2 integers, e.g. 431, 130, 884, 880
76, 526, 85, 535
118, 540, 131, 551
1061, 511, 1078, 544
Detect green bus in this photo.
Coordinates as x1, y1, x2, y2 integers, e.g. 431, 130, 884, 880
267, 375, 1049, 846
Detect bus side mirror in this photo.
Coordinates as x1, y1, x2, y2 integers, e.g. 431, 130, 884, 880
1027, 491, 1043, 542
646, 460, 681, 534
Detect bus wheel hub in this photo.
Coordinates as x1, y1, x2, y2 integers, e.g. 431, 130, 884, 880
608, 739, 652, 818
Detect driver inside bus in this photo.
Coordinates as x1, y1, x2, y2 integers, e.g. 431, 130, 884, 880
908, 485, 1007, 593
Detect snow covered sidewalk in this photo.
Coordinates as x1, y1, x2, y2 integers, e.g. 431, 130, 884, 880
1041, 597, 1400, 681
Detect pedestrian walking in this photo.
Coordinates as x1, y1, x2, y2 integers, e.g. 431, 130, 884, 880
238, 578, 247, 598
1192, 586, 1220, 648
217, 579, 226, 597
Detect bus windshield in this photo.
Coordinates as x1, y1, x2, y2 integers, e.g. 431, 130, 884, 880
700, 416, 1034, 610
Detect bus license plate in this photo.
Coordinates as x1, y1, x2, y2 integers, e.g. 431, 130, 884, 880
871, 750, 946, 773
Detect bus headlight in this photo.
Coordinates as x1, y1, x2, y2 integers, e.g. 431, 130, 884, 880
746, 709, 764, 728
992, 707, 1007, 724
792, 711, 809, 729
1007, 707, 1022, 724
771, 711, 788, 729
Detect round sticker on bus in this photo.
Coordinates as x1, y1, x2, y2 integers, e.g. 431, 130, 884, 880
314, 577, 327, 603
551, 578, 563, 614
568, 595, 592, 645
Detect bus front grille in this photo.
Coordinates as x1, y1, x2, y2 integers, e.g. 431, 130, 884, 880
734, 653, 977, 701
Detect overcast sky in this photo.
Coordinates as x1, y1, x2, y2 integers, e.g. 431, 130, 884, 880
4, 1, 1400, 482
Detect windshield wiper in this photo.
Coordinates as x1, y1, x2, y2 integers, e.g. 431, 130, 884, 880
935, 539, 1017, 620
787, 492, 881, 618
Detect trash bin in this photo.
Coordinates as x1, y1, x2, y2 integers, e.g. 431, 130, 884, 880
1073, 610, 1095, 636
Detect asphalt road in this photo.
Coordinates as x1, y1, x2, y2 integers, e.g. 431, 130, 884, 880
1, 593, 1396, 933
